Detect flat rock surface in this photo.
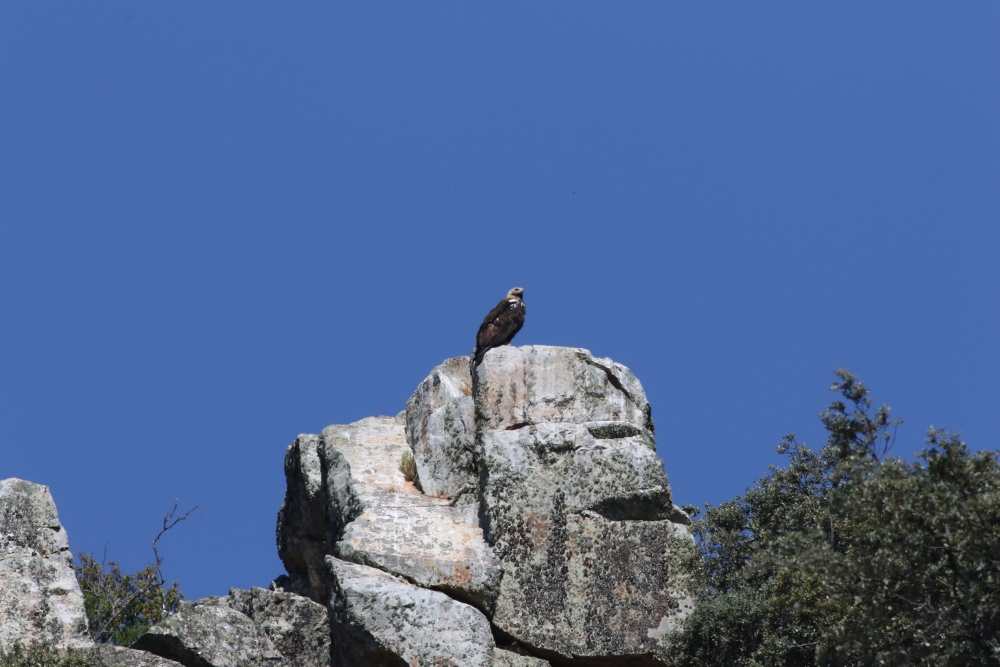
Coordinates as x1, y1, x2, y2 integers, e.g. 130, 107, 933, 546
131, 598, 283, 667
0, 478, 91, 649
405, 356, 477, 499
324, 417, 500, 611
226, 587, 330, 667
326, 556, 494, 667
473, 346, 654, 433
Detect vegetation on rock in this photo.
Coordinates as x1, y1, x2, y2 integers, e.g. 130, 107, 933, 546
664, 369, 1000, 666
73, 503, 194, 646
400, 447, 420, 488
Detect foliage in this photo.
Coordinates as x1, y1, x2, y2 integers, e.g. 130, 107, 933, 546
75, 554, 182, 646
663, 369, 1000, 667
0, 643, 92, 667
400, 447, 421, 489
73, 503, 195, 645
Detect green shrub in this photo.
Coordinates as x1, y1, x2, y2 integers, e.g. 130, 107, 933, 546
400, 448, 421, 489
74, 554, 182, 646
663, 370, 1000, 667
73, 503, 194, 645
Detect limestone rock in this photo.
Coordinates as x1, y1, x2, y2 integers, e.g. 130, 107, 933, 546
474, 349, 696, 664
225, 587, 330, 667
492, 648, 551, 666
325, 556, 494, 667
473, 345, 654, 433
276, 416, 500, 611
131, 598, 283, 667
0, 478, 91, 649
404, 356, 477, 499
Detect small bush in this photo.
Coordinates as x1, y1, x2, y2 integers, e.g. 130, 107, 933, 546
73, 502, 195, 645
75, 554, 182, 645
400, 448, 421, 490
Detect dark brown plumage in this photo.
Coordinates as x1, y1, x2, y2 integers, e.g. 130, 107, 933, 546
472, 287, 525, 368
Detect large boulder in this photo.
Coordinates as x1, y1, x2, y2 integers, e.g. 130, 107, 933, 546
0, 478, 92, 649
404, 356, 477, 499
473, 347, 696, 664
225, 586, 330, 667
276, 416, 500, 612
326, 556, 494, 667
131, 598, 283, 667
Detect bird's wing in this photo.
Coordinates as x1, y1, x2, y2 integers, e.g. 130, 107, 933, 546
476, 299, 515, 348
477, 298, 511, 335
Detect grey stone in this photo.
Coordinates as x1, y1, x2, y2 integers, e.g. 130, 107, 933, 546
225, 587, 330, 667
325, 417, 500, 612
276, 434, 329, 603
404, 356, 477, 499
492, 648, 551, 666
91, 645, 185, 667
472, 345, 654, 434
276, 417, 500, 612
473, 349, 696, 663
0, 478, 92, 649
131, 597, 283, 667
325, 556, 494, 667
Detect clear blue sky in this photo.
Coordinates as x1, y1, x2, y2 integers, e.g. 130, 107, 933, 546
2, 3, 997, 600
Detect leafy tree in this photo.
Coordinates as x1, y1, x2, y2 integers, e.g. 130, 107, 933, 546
73, 503, 194, 645
75, 554, 182, 646
664, 370, 1000, 667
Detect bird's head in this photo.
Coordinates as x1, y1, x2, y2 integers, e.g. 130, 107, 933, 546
507, 287, 524, 300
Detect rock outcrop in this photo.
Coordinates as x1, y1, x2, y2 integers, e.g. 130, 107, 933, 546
131, 598, 284, 667
326, 556, 495, 666
6, 344, 694, 667
474, 347, 695, 664
0, 478, 91, 649
277, 416, 501, 613
224, 586, 331, 667
275, 345, 696, 665
404, 356, 477, 500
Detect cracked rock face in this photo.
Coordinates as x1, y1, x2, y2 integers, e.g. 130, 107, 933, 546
225, 587, 330, 667
276, 416, 500, 612
131, 598, 283, 667
0, 478, 92, 649
405, 356, 477, 499
326, 556, 495, 667
474, 347, 696, 664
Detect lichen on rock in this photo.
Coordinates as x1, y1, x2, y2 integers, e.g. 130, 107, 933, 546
0, 478, 92, 650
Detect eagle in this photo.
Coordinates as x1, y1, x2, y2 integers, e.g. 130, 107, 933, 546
471, 287, 525, 369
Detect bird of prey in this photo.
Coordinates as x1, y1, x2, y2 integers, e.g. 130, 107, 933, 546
471, 287, 525, 369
